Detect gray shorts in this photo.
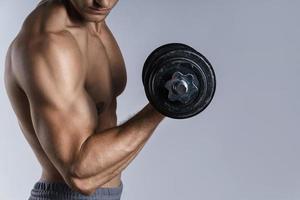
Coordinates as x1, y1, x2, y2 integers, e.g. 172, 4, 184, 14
28, 180, 123, 200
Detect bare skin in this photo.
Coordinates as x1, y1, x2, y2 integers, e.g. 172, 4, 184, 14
4, 0, 164, 195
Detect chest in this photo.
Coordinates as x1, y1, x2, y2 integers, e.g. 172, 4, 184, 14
73, 28, 127, 112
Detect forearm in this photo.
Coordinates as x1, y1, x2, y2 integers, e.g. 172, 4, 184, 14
71, 103, 164, 180
72, 140, 147, 193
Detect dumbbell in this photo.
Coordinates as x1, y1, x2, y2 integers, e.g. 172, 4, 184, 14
142, 43, 216, 119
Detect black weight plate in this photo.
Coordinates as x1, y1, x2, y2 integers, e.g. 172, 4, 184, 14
144, 45, 216, 119
143, 43, 195, 86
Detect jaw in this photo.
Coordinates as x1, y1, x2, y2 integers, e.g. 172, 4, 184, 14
63, 0, 109, 25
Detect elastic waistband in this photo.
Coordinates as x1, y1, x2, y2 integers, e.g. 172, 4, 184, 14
29, 181, 123, 200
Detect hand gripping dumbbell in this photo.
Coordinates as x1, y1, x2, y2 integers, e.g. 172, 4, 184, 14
142, 43, 216, 119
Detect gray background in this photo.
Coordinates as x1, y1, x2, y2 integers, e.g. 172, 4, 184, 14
1, 0, 300, 199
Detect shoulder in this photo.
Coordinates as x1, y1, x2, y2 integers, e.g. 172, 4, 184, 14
13, 0, 82, 65
13, 31, 81, 72
10, 31, 84, 93
28, 31, 81, 62
6, 1, 85, 101
13, 0, 81, 65
22, 0, 69, 34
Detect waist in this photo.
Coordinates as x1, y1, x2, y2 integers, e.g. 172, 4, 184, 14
29, 180, 123, 200
40, 171, 122, 188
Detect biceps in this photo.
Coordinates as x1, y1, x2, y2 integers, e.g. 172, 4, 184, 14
29, 95, 97, 177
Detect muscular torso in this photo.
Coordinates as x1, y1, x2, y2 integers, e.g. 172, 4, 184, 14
4, 0, 126, 187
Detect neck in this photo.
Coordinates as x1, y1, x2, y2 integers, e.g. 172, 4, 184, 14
86, 22, 106, 34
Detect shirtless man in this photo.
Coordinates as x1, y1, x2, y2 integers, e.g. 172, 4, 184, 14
4, 0, 164, 199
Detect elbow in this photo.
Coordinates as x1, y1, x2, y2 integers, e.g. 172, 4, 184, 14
67, 166, 97, 196
67, 158, 107, 195
69, 161, 88, 180
67, 174, 96, 196
67, 167, 119, 195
